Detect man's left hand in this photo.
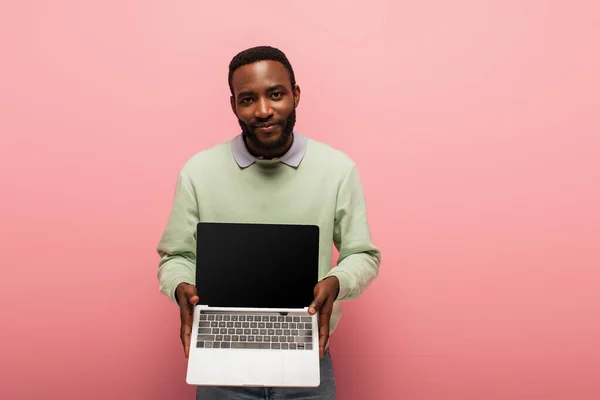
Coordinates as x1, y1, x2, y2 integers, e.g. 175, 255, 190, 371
308, 276, 340, 358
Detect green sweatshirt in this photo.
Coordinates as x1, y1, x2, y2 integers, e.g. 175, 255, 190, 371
157, 133, 381, 335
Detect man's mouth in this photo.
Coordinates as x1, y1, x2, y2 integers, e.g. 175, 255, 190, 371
255, 122, 280, 133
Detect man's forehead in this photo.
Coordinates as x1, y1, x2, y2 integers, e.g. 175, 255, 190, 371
232, 60, 291, 93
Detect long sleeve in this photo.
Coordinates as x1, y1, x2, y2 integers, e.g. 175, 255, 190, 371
325, 163, 381, 301
156, 171, 200, 304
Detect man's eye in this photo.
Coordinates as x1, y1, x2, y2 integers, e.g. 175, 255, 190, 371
241, 98, 253, 104
271, 92, 282, 99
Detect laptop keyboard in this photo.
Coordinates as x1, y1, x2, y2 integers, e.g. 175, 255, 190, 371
196, 311, 314, 350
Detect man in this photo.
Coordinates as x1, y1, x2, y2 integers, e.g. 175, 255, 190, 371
157, 45, 381, 399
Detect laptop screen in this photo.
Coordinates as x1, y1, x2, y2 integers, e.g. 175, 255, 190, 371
195, 222, 320, 308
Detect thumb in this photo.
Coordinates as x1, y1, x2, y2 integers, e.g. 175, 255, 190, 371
186, 285, 200, 306
308, 290, 327, 315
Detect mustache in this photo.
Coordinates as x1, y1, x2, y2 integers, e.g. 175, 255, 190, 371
239, 109, 296, 135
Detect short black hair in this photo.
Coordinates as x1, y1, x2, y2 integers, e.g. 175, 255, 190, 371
228, 45, 296, 96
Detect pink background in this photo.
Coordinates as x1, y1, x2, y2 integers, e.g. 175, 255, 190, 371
1, 1, 599, 399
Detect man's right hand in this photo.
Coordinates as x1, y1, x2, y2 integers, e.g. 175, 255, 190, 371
176, 282, 199, 358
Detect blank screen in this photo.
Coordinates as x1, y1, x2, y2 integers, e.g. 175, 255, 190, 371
195, 222, 320, 308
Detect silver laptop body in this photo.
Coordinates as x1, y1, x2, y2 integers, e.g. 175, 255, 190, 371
186, 222, 321, 387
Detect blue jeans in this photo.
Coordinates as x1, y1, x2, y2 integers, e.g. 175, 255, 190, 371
195, 349, 336, 399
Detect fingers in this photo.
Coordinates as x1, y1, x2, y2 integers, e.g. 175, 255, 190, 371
179, 284, 199, 358
318, 305, 331, 358
309, 281, 335, 358
180, 307, 193, 358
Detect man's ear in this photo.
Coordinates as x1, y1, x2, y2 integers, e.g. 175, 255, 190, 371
293, 85, 301, 108
230, 95, 237, 117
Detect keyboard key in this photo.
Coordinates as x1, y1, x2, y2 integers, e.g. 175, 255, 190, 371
198, 328, 212, 334
282, 323, 289, 329
278, 316, 285, 322
205, 342, 213, 348
208, 315, 215, 321
219, 322, 226, 328
224, 335, 231, 341
289, 323, 296, 329
224, 315, 230, 321
235, 322, 242, 328
272, 343, 281, 349
297, 323, 304, 329
282, 343, 289, 349
279, 336, 286, 342
212, 328, 220, 334
232, 342, 270, 349
305, 323, 312, 329
198, 335, 215, 341
263, 336, 270, 342
220, 328, 227, 334
256, 336, 263, 342
251, 322, 258, 328
200, 314, 208, 321
262, 316, 269, 322
271, 336, 278, 342
295, 336, 312, 343
284, 330, 291, 335
274, 323, 281, 329
299, 330, 312, 336
239, 316, 246, 322
211, 322, 218, 327
216, 315, 223, 321
236, 329, 243, 335
231, 316, 238, 321
222, 342, 231, 348
228, 329, 235, 334
258, 323, 266, 328
290, 343, 297, 349
248, 336, 255, 342
286, 316, 293, 322
276, 330, 283, 336
297, 343, 305, 350
196, 341, 204, 348
213, 342, 221, 348
216, 335, 223, 341
260, 329, 267, 335
243, 322, 250, 328
293, 317, 300, 322
287, 336, 294, 343
301, 317, 311, 322
252, 329, 259, 335
247, 316, 254, 322
266, 323, 273, 329
227, 322, 234, 328
306, 344, 313, 350
232, 335, 239, 342
199, 321, 210, 328
244, 329, 251, 335
292, 330, 298, 336
268, 329, 275, 336
240, 335, 247, 341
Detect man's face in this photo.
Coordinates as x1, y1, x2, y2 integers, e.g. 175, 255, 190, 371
230, 60, 300, 151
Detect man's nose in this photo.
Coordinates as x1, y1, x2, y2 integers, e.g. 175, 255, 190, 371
254, 97, 273, 119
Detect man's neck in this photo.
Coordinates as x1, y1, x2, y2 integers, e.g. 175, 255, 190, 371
244, 133, 294, 160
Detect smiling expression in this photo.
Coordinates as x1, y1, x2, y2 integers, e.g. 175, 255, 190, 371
230, 60, 301, 156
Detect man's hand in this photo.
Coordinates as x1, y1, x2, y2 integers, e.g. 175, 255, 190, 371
308, 276, 340, 358
176, 282, 199, 358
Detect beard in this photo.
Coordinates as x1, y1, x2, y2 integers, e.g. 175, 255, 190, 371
238, 108, 296, 151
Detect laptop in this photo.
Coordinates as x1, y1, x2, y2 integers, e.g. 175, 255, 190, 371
186, 222, 321, 387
